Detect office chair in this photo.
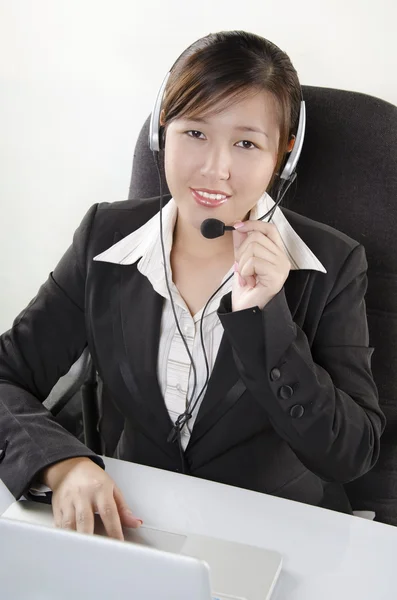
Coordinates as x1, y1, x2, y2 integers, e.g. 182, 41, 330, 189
127, 86, 397, 525
45, 348, 102, 453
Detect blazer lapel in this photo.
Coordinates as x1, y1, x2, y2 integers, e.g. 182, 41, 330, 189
284, 269, 312, 323
111, 260, 178, 457
186, 330, 244, 448
187, 270, 311, 447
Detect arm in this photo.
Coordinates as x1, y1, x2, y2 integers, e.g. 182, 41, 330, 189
218, 244, 385, 483
0, 204, 104, 499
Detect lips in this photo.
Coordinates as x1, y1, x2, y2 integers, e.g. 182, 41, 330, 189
190, 188, 230, 208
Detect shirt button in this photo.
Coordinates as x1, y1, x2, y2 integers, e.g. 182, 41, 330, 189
290, 404, 305, 418
270, 367, 281, 382
278, 385, 294, 399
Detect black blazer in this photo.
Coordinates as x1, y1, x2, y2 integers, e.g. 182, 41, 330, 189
0, 196, 385, 513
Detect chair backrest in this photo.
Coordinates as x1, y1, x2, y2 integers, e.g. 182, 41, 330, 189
45, 348, 103, 454
128, 86, 397, 525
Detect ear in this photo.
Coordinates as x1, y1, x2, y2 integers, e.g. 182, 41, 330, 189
287, 135, 296, 153
159, 109, 167, 150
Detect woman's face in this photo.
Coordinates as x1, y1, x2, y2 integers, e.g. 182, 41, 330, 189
164, 90, 281, 230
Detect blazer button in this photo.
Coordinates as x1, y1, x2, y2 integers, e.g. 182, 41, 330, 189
270, 367, 281, 382
290, 404, 304, 418
278, 385, 294, 399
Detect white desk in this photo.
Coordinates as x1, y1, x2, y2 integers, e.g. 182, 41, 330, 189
2, 456, 397, 599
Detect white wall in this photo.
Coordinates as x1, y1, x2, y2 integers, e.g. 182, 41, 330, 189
0, 0, 396, 333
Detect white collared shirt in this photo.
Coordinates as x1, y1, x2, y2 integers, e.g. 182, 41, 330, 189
94, 192, 326, 449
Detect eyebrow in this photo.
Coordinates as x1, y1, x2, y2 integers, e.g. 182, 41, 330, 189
234, 125, 268, 138
183, 117, 268, 138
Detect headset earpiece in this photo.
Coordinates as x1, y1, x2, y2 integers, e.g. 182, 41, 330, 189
149, 72, 170, 152
279, 101, 306, 181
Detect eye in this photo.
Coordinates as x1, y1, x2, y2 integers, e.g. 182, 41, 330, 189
186, 130, 205, 139
235, 140, 258, 150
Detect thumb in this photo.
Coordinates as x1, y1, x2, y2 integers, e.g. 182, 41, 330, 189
114, 485, 143, 529
232, 224, 256, 289
232, 228, 247, 254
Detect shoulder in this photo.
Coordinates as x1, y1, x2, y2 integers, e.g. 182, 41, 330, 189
69, 195, 170, 264
96, 195, 169, 229
282, 208, 367, 276
79, 195, 171, 258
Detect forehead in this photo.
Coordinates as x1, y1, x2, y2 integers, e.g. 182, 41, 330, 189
177, 90, 280, 130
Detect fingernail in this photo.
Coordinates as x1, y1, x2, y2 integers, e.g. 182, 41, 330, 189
126, 509, 142, 524
136, 519, 143, 526
233, 261, 239, 272
234, 221, 245, 229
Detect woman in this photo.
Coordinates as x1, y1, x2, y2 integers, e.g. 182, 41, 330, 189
0, 31, 385, 539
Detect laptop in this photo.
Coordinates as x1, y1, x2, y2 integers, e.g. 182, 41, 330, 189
1, 497, 282, 600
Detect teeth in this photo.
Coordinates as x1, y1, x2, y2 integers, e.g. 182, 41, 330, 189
196, 191, 227, 201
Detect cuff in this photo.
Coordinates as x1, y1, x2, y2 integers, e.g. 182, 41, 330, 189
218, 289, 296, 371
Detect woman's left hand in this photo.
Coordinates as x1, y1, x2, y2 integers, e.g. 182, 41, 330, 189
232, 221, 291, 312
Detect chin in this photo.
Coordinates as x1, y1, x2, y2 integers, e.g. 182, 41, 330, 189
190, 213, 208, 231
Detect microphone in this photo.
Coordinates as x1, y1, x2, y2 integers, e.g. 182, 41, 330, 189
200, 218, 235, 239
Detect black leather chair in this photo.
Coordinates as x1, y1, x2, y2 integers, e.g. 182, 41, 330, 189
45, 348, 102, 453
128, 86, 397, 525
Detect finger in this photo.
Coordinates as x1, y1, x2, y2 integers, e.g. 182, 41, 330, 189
74, 498, 95, 535
232, 227, 247, 254
240, 256, 269, 280
240, 257, 282, 281
60, 504, 77, 531
96, 493, 124, 540
114, 486, 143, 529
237, 239, 284, 290
232, 226, 254, 287
238, 242, 280, 269
234, 221, 285, 250
233, 261, 256, 288
235, 231, 281, 263
52, 500, 63, 529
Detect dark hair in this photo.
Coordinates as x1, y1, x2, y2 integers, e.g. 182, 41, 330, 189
161, 30, 301, 185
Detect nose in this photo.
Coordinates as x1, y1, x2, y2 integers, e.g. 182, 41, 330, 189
200, 144, 231, 181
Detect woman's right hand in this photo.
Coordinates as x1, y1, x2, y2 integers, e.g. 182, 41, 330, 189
41, 456, 142, 540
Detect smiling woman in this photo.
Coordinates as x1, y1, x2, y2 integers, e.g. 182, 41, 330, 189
0, 30, 385, 539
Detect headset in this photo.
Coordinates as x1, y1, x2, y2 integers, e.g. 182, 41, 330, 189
149, 71, 306, 179
148, 64, 306, 468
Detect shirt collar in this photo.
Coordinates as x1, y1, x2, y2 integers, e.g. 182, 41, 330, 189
94, 192, 326, 274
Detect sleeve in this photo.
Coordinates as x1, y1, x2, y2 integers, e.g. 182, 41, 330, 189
217, 244, 386, 483
0, 204, 105, 500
